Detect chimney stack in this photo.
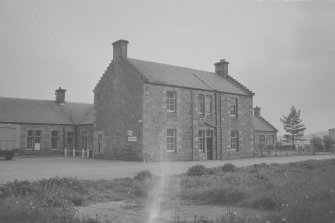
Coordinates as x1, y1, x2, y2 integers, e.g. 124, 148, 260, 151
112, 39, 129, 60
214, 59, 229, 77
55, 87, 66, 104
254, 106, 261, 117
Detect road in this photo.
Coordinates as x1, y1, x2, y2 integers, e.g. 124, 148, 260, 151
0, 155, 333, 184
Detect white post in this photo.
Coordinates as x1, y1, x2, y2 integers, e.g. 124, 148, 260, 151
82, 149, 85, 157
72, 149, 75, 157
87, 149, 89, 158
64, 148, 67, 157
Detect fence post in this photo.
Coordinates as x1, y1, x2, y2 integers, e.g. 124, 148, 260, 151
72, 149, 75, 157
64, 148, 67, 157
82, 149, 85, 157
87, 149, 89, 158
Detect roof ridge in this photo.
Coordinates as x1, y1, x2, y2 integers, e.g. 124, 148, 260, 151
0, 96, 92, 105
128, 58, 213, 75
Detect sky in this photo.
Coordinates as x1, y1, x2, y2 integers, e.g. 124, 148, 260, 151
0, 0, 334, 136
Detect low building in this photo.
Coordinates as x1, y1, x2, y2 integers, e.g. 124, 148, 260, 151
0, 88, 94, 156
253, 106, 277, 151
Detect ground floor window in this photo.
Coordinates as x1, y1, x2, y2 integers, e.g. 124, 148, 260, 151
98, 133, 103, 153
27, 130, 42, 150
198, 130, 206, 152
51, 130, 59, 150
166, 129, 176, 152
259, 135, 265, 145
230, 131, 239, 150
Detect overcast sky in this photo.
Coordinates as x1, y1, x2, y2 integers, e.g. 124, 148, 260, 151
0, 0, 334, 135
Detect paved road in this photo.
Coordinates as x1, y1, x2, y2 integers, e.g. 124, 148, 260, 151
0, 155, 333, 184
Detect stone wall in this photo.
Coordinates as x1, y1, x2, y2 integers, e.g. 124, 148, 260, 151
94, 58, 144, 160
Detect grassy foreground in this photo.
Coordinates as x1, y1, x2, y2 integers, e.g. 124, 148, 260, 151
1, 159, 335, 222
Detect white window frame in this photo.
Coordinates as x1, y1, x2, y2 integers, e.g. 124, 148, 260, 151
166, 129, 177, 152
205, 95, 213, 117
198, 94, 205, 115
97, 133, 103, 153
229, 98, 238, 117
198, 130, 206, 152
230, 131, 239, 150
166, 91, 176, 112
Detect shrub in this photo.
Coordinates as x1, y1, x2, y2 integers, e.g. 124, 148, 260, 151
134, 170, 153, 181
221, 163, 237, 172
186, 165, 213, 176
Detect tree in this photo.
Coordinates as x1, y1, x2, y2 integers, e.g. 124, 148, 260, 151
280, 106, 306, 149
310, 136, 323, 152
323, 135, 335, 152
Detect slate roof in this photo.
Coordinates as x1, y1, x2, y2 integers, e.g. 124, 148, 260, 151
128, 58, 254, 96
253, 116, 277, 132
0, 97, 93, 125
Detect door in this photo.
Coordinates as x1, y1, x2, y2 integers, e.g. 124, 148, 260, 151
206, 130, 213, 160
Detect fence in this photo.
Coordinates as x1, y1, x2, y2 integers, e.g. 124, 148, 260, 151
63, 148, 93, 158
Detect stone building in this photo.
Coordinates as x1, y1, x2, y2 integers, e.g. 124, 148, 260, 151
0, 88, 94, 156
253, 106, 277, 151
93, 39, 258, 161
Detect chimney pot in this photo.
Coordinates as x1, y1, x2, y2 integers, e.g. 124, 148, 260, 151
112, 39, 129, 60
254, 106, 261, 117
55, 87, 66, 104
214, 59, 229, 77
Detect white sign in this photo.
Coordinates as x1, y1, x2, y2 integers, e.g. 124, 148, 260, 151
35, 143, 40, 150
128, 136, 137, 142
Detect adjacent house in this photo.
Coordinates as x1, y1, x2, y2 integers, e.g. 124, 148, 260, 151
93, 39, 259, 161
252, 106, 277, 151
0, 88, 94, 156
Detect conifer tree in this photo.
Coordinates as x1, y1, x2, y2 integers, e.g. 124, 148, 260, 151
280, 106, 306, 148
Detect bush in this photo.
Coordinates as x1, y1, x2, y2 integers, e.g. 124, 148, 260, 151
134, 170, 153, 181
221, 163, 237, 172
186, 165, 213, 176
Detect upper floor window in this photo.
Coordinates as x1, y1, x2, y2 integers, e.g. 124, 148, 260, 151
229, 98, 238, 117
166, 129, 177, 152
230, 131, 239, 150
51, 130, 59, 150
206, 95, 213, 117
166, 91, 176, 112
198, 94, 205, 115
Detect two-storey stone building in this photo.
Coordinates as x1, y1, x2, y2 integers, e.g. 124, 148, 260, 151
93, 40, 257, 161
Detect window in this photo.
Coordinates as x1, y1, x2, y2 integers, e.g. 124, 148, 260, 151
66, 132, 74, 149
98, 133, 103, 153
27, 130, 42, 150
81, 130, 88, 149
206, 95, 213, 116
166, 91, 176, 112
51, 130, 59, 150
268, 135, 274, 145
198, 130, 206, 152
259, 135, 265, 145
198, 94, 205, 115
230, 131, 239, 150
166, 129, 176, 152
229, 98, 238, 117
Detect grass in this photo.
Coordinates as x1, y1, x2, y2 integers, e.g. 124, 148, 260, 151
1, 159, 335, 222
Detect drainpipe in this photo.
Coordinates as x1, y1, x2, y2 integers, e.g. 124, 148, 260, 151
215, 91, 218, 160
219, 93, 222, 160
191, 89, 194, 161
